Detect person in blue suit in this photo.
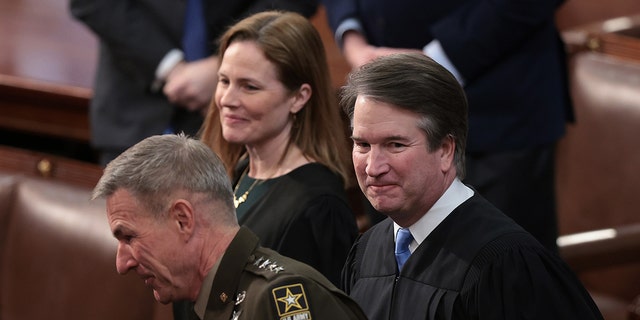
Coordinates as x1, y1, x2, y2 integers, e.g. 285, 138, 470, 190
323, 0, 572, 251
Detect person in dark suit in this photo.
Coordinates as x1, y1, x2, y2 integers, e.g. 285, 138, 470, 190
69, 0, 318, 166
322, 0, 572, 251
91, 134, 367, 320
339, 53, 602, 319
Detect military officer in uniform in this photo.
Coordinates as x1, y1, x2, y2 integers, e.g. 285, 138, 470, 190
92, 134, 366, 319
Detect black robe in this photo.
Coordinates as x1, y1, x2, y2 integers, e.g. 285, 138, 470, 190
235, 162, 358, 286
342, 193, 603, 319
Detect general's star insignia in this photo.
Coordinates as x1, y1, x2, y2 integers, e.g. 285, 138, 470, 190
277, 288, 302, 312
271, 283, 310, 317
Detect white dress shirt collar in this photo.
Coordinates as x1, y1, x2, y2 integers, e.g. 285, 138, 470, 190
393, 178, 474, 252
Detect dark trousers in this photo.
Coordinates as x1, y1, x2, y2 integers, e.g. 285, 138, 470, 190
464, 144, 559, 252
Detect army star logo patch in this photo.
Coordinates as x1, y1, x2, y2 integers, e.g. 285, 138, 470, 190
272, 283, 311, 318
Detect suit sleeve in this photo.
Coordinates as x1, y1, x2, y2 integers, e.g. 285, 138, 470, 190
322, 0, 358, 33
69, 0, 181, 84
323, 0, 564, 83
431, 0, 564, 82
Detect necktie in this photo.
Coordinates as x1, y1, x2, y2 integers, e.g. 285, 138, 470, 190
182, 0, 208, 61
395, 228, 413, 271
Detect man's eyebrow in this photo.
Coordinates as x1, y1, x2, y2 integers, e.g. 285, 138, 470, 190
350, 135, 410, 142
384, 135, 411, 142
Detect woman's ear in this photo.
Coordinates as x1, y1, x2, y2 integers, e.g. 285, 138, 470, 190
290, 83, 312, 114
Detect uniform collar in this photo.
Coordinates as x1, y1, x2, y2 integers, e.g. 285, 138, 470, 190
203, 227, 259, 319
194, 260, 220, 319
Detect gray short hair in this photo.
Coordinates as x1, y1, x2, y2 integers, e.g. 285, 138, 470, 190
92, 134, 235, 218
340, 53, 468, 178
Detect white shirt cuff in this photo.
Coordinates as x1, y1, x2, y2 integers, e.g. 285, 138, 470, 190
155, 49, 184, 80
423, 40, 465, 86
151, 49, 184, 91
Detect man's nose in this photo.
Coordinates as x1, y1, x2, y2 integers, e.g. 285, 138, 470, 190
115, 242, 137, 275
365, 147, 390, 177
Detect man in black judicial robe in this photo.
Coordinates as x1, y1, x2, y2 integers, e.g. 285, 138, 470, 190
339, 53, 603, 319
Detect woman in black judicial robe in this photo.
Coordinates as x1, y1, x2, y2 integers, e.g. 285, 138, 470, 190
232, 159, 355, 285
200, 11, 358, 286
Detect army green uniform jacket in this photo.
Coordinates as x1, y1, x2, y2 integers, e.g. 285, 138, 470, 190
201, 227, 367, 319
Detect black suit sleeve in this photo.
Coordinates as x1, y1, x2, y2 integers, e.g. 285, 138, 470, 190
69, 0, 180, 83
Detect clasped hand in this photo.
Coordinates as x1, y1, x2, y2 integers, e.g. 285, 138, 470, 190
163, 56, 219, 115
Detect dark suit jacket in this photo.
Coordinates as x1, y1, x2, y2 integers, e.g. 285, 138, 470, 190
70, 0, 317, 152
323, 0, 572, 152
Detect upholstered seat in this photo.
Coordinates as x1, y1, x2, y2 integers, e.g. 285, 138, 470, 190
0, 146, 172, 320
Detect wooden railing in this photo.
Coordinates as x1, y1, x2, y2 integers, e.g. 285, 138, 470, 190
0, 0, 96, 144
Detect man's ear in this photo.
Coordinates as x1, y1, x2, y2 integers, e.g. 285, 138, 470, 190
439, 135, 456, 173
170, 199, 195, 241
